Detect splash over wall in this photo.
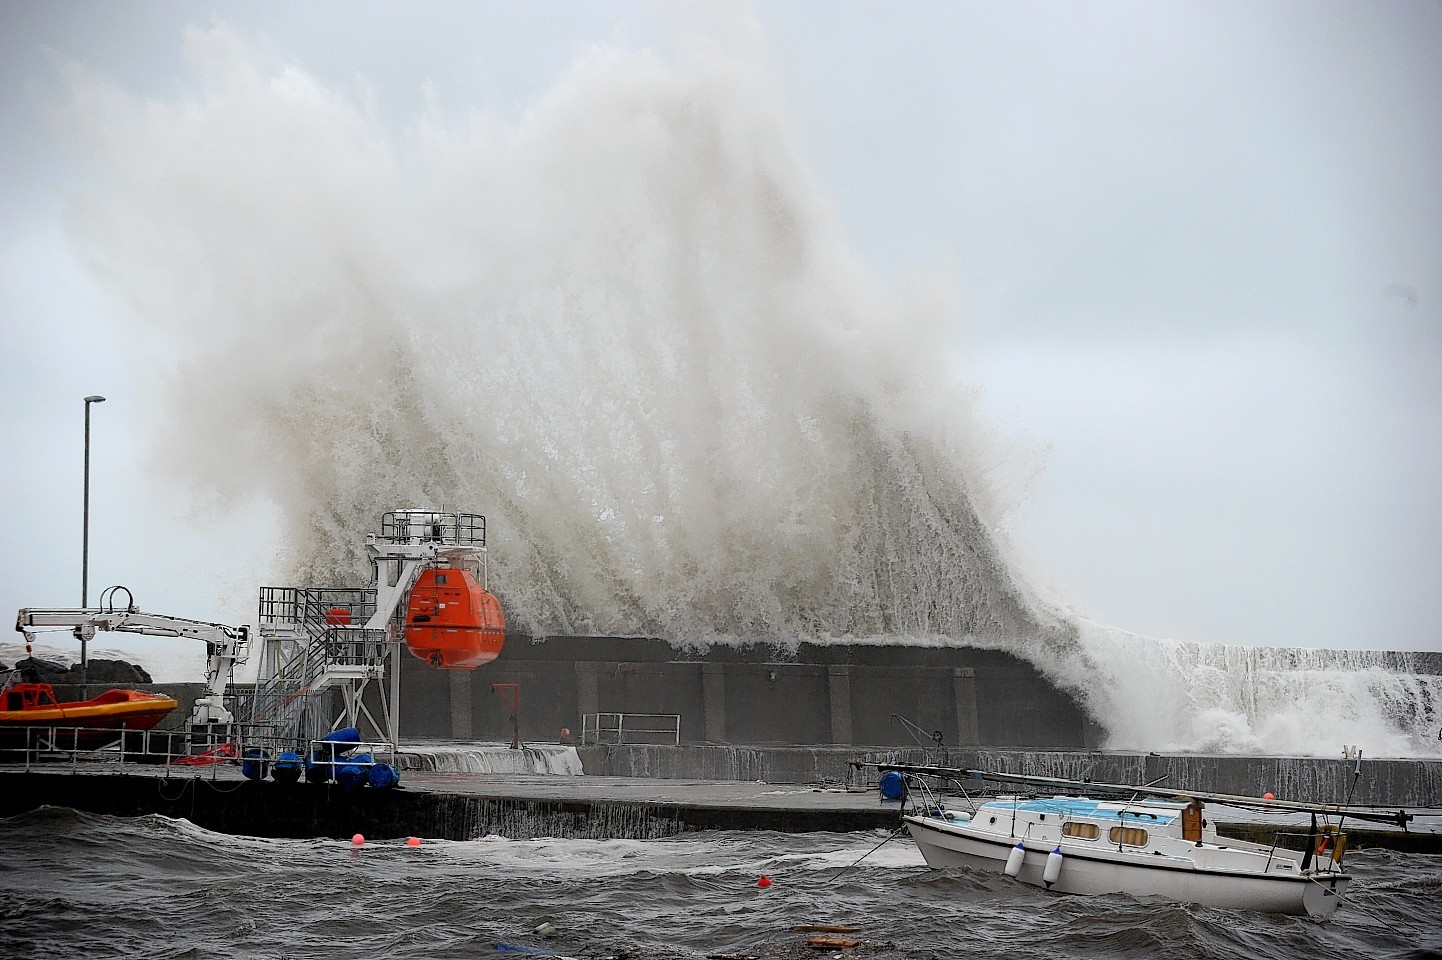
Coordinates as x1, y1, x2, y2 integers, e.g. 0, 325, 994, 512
60, 25, 1437, 757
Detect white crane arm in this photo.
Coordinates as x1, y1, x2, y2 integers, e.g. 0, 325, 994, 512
15, 607, 251, 725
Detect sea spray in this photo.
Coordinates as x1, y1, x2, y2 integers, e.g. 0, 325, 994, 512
57, 26, 1056, 650
54, 23, 1439, 757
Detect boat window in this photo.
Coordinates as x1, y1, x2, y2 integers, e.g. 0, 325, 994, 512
435, 573, 449, 585
1110, 826, 1149, 847
1062, 822, 1099, 840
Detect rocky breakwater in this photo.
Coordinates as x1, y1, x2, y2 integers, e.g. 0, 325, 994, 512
4, 653, 154, 686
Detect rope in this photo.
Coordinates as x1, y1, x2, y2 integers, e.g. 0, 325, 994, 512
825, 823, 907, 884
199, 777, 248, 795
170, 742, 237, 765
1323, 881, 1421, 940
156, 776, 191, 803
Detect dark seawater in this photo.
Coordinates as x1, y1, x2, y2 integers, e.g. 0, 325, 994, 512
1, 808, 1438, 960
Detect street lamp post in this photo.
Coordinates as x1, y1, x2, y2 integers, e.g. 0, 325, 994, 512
82, 394, 105, 696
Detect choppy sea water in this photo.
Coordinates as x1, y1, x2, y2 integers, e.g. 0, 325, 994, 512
1, 807, 1438, 960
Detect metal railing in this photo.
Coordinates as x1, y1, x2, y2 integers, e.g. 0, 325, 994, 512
378, 510, 486, 547
581, 712, 681, 746
245, 586, 389, 745
1, 724, 236, 775
0, 724, 408, 787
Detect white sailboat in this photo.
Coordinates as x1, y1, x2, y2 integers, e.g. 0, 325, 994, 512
886, 764, 1413, 918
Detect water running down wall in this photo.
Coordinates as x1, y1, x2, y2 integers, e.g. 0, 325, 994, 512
59, 27, 1439, 758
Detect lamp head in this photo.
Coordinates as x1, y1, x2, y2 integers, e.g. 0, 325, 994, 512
84, 395, 106, 404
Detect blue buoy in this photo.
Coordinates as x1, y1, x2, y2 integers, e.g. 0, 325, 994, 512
241, 748, 271, 781
367, 761, 399, 791
308, 728, 361, 780
337, 753, 374, 791
879, 770, 906, 802
272, 751, 303, 784
304, 753, 333, 784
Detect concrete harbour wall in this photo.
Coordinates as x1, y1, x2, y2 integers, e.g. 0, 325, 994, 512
395, 635, 1101, 749
575, 745, 1441, 808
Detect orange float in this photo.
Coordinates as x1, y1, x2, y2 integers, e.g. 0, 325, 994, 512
403, 566, 505, 669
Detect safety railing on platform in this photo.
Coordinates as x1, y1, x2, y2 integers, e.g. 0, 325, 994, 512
580, 712, 681, 746
246, 586, 388, 745
378, 510, 486, 547
1, 724, 240, 777
0, 725, 402, 789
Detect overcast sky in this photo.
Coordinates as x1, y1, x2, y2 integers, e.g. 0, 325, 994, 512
2, 0, 1438, 674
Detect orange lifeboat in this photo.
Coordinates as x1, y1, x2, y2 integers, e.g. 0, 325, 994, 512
404, 566, 505, 669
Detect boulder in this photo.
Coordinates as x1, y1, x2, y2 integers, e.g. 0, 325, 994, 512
13, 656, 71, 682
76, 658, 153, 684
7, 655, 152, 685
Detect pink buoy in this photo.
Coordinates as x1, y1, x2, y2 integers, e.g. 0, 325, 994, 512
407, 836, 421, 847
351, 833, 365, 846
1263, 792, 1275, 800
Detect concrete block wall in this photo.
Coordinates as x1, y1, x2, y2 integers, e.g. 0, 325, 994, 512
396, 635, 1096, 750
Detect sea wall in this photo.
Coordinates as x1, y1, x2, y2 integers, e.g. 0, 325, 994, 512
0, 771, 892, 840
2, 760, 1435, 847
576, 745, 1442, 807
392, 635, 1101, 750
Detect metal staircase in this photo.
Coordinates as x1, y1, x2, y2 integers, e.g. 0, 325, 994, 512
238, 586, 395, 749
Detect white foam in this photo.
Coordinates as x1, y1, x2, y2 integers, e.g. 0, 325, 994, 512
397, 742, 583, 775
442, 832, 925, 877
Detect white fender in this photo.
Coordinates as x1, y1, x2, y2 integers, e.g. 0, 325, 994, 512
1043, 846, 1064, 888
1004, 842, 1026, 878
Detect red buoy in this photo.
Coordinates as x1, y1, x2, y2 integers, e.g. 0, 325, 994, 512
404, 567, 505, 669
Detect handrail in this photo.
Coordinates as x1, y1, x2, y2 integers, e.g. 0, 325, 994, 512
581, 712, 681, 746
244, 586, 390, 746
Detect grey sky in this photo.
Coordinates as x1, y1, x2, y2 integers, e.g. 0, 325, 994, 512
2, 0, 1438, 668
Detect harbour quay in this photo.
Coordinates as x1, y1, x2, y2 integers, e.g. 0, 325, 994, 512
3, 745, 1438, 852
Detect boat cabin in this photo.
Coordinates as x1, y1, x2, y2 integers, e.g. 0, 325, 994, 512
3, 682, 61, 712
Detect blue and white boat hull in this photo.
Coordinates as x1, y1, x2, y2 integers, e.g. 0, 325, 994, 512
905, 808, 1349, 918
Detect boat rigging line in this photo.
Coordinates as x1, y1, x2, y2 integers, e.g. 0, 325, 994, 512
825, 823, 908, 885
878, 763, 1414, 828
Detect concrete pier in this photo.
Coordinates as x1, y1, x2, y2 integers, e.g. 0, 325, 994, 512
5, 739, 1439, 851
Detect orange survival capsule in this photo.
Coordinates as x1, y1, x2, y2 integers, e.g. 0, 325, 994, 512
404, 567, 505, 669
